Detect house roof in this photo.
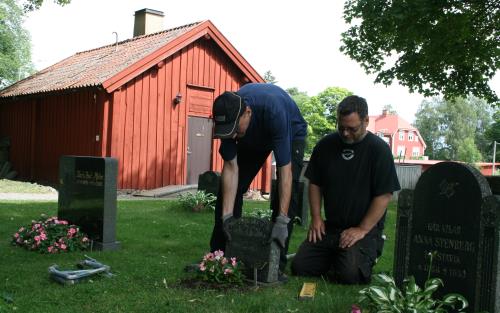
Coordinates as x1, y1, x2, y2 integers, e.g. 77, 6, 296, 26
367, 111, 427, 148
0, 20, 263, 98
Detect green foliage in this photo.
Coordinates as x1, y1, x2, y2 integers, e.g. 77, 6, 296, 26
178, 190, 216, 212
359, 253, 468, 313
11, 215, 89, 253
341, 0, 499, 104
0, 0, 33, 88
414, 96, 493, 161
196, 250, 244, 285
288, 86, 352, 156
20, 0, 71, 12
382, 104, 397, 115
244, 208, 273, 219
263, 70, 277, 84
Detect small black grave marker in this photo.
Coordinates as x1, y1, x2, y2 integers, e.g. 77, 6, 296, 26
394, 162, 499, 313
197, 171, 220, 196
58, 156, 120, 251
225, 217, 280, 283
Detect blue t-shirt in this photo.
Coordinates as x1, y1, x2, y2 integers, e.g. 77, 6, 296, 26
219, 83, 307, 167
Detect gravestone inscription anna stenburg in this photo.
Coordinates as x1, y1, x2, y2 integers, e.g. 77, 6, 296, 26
394, 162, 499, 313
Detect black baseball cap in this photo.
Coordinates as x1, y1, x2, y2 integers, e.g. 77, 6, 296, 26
212, 91, 244, 139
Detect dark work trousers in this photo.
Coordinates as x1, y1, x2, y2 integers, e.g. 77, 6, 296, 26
291, 225, 383, 284
210, 140, 305, 272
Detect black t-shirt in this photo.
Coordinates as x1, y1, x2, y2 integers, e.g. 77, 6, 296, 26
305, 132, 400, 229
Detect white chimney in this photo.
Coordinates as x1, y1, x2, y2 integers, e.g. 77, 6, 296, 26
133, 9, 164, 37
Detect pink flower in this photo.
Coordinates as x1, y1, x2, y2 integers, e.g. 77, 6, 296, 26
224, 268, 233, 275
58, 220, 68, 225
203, 252, 214, 261
231, 257, 237, 267
34, 235, 41, 242
82, 237, 89, 242
199, 263, 206, 271
40, 232, 47, 240
18, 227, 25, 232
48, 246, 54, 253
14, 233, 19, 238
60, 243, 67, 250
221, 257, 228, 265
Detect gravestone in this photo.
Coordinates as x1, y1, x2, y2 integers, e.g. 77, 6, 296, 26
225, 217, 280, 283
270, 179, 306, 226
197, 171, 220, 196
394, 162, 499, 313
58, 156, 120, 251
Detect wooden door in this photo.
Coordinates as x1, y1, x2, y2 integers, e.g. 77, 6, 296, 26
187, 116, 212, 184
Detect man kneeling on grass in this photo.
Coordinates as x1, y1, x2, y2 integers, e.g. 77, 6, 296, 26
291, 95, 400, 284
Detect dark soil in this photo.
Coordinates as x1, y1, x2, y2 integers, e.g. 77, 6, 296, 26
177, 277, 257, 292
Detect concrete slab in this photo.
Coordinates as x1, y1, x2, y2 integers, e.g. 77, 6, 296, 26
133, 184, 198, 198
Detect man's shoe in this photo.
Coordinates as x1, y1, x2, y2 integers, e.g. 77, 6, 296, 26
278, 271, 289, 283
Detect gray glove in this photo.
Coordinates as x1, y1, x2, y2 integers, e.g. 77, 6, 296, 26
270, 213, 290, 248
222, 213, 234, 241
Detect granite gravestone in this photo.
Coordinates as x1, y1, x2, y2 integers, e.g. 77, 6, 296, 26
225, 217, 280, 283
394, 162, 499, 313
197, 171, 220, 196
58, 156, 120, 251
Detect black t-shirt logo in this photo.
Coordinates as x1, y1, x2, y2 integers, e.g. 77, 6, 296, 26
342, 148, 355, 160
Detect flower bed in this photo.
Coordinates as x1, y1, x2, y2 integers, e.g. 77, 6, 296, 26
12, 215, 90, 253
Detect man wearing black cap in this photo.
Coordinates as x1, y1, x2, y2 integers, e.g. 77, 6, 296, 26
211, 83, 307, 276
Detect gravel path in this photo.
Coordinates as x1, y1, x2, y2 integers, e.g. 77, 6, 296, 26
0, 193, 59, 201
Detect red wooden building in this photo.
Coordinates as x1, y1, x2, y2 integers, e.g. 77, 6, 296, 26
0, 11, 271, 192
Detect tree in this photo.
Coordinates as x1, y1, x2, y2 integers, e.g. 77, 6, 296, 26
263, 70, 277, 84
20, 0, 71, 12
414, 96, 492, 162
287, 86, 353, 156
341, 0, 499, 104
0, 0, 33, 88
316, 87, 352, 126
382, 104, 397, 115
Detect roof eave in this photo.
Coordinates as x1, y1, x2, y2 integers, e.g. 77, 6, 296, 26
103, 20, 263, 93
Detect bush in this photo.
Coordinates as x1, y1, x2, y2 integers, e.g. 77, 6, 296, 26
12, 215, 90, 253
178, 190, 217, 212
358, 252, 468, 313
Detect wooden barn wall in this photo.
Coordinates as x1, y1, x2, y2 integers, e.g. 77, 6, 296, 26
109, 38, 270, 192
0, 98, 36, 180
0, 89, 102, 183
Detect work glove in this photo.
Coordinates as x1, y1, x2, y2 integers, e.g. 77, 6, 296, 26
222, 213, 234, 241
270, 213, 290, 248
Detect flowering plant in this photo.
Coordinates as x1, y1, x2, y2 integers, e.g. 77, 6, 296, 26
197, 250, 244, 285
178, 191, 217, 212
12, 215, 90, 253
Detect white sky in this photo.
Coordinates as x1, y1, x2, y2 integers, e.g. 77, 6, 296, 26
24, 0, 500, 123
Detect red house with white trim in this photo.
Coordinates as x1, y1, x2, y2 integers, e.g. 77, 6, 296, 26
0, 9, 271, 191
367, 109, 427, 159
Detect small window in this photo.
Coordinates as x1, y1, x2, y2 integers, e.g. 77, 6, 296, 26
412, 147, 420, 157
408, 132, 414, 141
399, 131, 404, 140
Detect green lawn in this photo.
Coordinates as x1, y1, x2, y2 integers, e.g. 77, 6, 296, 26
0, 199, 397, 313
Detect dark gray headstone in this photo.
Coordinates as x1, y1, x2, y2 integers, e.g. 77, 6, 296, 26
394, 162, 499, 313
58, 156, 120, 251
197, 171, 220, 196
270, 179, 306, 226
225, 217, 280, 283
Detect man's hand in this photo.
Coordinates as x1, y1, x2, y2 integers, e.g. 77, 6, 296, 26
339, 227, 368, 249
222, 213, 234, 241
270, 213, 290, 248
308, 216, 325, 243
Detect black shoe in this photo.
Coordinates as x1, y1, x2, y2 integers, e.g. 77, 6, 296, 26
278, 272, 288, 283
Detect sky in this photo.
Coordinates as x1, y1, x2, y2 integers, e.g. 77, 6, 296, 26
24, 0, 499, 123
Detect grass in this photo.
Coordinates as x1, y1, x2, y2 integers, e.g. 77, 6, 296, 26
0, 199, 397, 313
0, 179, 56, 194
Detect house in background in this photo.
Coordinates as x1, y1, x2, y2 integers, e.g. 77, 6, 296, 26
367, 109, 427, 159
0, 9, 272, 192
